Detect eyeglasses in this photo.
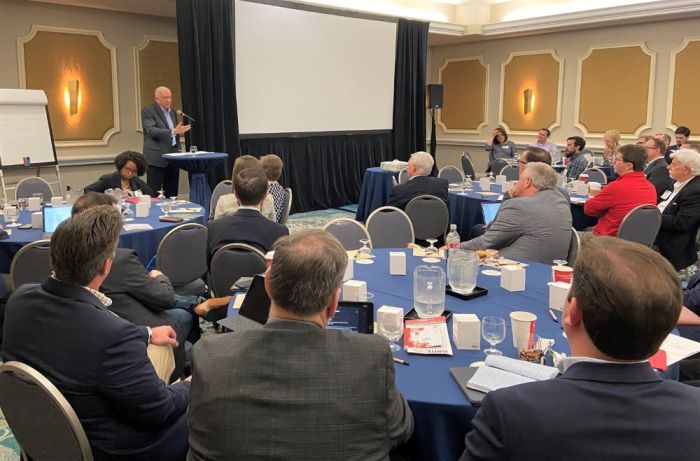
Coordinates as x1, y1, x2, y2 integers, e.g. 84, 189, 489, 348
518, 160, 528, 165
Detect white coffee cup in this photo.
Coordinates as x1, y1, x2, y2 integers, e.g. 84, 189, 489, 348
510, 311, 537, 348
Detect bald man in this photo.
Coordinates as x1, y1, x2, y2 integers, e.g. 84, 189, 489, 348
142, 86, 191, 197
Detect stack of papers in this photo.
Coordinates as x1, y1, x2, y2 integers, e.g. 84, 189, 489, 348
659, 334, 700, 365
123, 223, 153, 232
404, 317, 453, 356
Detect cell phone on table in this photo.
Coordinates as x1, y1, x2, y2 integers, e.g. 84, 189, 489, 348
19, 224, 33, 229
404, 308, 452, 321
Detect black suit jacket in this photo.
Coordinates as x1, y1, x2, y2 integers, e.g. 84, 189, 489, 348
1, 277, 190, 459
387, 175, 449, 210
460, 361, 700, 461
207, 208, 289, 264
142, 103, 180, 168
655, 176, 700, 270
100, 249, 176, 329
644, 158, 672, 202
84, 171, 155, 197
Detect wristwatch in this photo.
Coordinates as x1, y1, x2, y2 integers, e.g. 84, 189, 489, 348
146, 326, 152, 344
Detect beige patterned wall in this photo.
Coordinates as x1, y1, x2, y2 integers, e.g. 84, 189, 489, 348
669, 39, 700, 133
501, 52, 560, 133
137, 38, 181, 125
438, 58, 487, 133
21, 29, 117, 144
577, 45, 653, 135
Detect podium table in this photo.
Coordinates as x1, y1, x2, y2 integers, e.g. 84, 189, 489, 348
163, 152, 228, 217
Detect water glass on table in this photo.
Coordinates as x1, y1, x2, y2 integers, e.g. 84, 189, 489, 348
378, 309, 403, 352
447, 249, 479, 294
4, 206, 20, 227
481, 316, 506, 356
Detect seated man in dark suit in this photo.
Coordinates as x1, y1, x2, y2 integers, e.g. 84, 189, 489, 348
188, 229, 413, 460
1, 206, 190, 460
460, 236, 700, 461
388, 151, 448, 209
643, 136, 673, 202
207, 167, 289, 265
84, 151, 155, 197
654, 149, 700, 271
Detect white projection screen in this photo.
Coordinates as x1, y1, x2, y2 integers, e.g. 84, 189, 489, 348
235, 0, 397, 135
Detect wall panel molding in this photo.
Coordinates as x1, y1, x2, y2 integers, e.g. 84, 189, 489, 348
17, 25, 120, 147
134, 35, 180, 132
574, 42, 655, 139
666, 36, 700, 133
437, 56, 488, 134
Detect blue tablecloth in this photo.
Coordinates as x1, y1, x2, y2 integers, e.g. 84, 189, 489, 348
163, 152, 228, 217
0, 204, 206, 273
355, 167, 398, 221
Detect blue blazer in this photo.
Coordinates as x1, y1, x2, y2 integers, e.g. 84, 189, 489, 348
1, 277, 189, 459
387, 175, 449, 210
460, 361, 700, 461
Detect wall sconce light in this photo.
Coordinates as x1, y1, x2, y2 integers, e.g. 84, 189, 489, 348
64, 79, 80, 115
523, 88, 534, 115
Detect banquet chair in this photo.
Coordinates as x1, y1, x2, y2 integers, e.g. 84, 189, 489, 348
156, 223, 208, 296
398, 168, 410, 185
405, 195, 449, 242
10, 239, 52, 291
365, 206, 415, 248
323, 218, 371, 250
567, 228, 581, 265
499, 164, 520, 181
15, 177, 54, 203
438, 166, 464, 184
617, 205, 661, 247
581, 167, 608, 184
461, 153, 476, 179
209, 243, 266, 297
492, 159, 509, 175
209, 180, 232, 221
0, 361, 93, 461
279, 188, 292, 224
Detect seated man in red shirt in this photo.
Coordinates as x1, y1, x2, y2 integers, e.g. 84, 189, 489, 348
584, 144, 657, 236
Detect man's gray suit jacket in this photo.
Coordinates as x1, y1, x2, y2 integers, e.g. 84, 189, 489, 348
187, 318, 414, 461
461, 188, 572, 264
142, 102, 179, 168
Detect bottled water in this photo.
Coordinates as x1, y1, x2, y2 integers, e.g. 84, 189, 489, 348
445, 224, 460, 259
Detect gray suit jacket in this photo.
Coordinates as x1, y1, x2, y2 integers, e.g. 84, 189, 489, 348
187, 319, 414, 460
142, 103, 180, 168
462, 189, 572, 264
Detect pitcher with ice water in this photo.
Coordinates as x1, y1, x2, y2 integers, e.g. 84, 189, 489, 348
413, 265, 446, 318
447, 249, 479, 294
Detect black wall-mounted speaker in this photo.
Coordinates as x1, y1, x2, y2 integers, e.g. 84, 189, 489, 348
427, 84, 443, 109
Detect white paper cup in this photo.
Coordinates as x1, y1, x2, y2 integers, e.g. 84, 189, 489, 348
552, 265, 573, 283
495, 174, 507, 185
510, 311, 537, 348
579, 174, 589, 184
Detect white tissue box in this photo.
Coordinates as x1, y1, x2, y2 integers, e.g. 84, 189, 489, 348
135, 202, 150, 218
31, 212, 42, 228
500, 265, 526, 292
548, 281, 571, 311
50, 196, 63, 206
479, 178, 491, 191
389, 251, 406, 276
27, 197, 41, 211
495, 174, 507, 185
453, 314, 481, 350
343, 280, 367, 302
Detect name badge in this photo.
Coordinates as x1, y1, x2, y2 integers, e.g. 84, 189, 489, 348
660, 190, 672, 200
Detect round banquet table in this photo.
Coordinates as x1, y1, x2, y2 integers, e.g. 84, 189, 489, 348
163, 152, 228, 217
0, 203, 206, 273
353, 249, 569, 460
355, 167, 399, 222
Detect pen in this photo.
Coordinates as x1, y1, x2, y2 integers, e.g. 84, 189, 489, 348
393, 357, 410, 366
548, 309, 559, 323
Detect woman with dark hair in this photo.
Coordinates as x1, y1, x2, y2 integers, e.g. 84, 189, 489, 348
85, 151, 155, 196
484, 127, 517, 172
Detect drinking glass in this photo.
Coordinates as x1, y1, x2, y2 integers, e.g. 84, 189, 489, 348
358, 239, 373, 260
447, 249, 479, 294
161, 199, 172, 216
481, 316, 506, 356
553, 259, 568, 267
378, 310, 403, 352
413, 265, 446, 318
157, 189, 166, 200
121, 202, 134, 220
425, 239, 438, 256
484, 251, 501, 276
169, 196, 179, 212
17, 198, 28, 212
4, 206, 20, 227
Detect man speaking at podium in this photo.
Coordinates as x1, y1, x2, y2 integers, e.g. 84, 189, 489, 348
142, 86, 190, 197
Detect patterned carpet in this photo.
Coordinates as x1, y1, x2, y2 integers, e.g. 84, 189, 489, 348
0, 206, 358, 459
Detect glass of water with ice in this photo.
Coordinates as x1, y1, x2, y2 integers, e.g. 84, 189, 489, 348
447, 249, 479, 294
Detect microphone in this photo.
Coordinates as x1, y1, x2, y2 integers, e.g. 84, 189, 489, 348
176, 109, 196, 122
